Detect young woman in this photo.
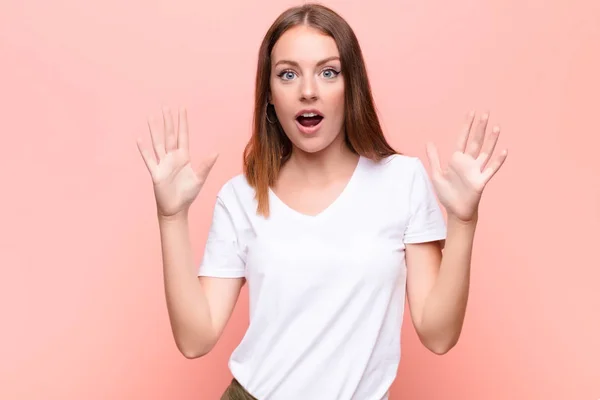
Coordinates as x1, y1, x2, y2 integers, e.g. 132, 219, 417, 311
137, 3, 507, 399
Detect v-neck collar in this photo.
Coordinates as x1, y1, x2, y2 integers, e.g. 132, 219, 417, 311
268, 155, 365, 221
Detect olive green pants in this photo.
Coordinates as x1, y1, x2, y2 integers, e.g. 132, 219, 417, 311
220, 378, 257, 400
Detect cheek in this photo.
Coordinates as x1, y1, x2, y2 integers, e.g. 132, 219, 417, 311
271, 89, 294, 115
327, 86, 345, 118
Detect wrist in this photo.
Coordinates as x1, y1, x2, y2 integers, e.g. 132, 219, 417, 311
447, 211, 478, 229
157, 210, 189, 225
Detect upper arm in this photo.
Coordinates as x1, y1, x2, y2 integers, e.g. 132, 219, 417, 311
405, 241, 442, 331
199, 276, 245, 345
197, 190, 248, 347
402, 158, 446, 330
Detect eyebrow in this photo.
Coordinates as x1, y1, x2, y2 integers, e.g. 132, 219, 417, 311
274, 56, 340, 68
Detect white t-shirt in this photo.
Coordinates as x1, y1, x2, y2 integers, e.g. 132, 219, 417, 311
198, 154, 447, 399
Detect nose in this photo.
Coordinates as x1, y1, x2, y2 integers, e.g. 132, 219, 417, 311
300, 76, 318, 102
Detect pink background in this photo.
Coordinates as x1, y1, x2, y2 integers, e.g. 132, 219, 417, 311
1, 0, 599, 399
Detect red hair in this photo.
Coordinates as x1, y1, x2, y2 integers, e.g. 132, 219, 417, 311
243, 3, 398, 217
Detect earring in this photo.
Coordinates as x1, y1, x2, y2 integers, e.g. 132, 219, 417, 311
266, 103, 276, 124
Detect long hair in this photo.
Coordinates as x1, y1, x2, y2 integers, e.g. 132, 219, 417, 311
243, 3, 398, 217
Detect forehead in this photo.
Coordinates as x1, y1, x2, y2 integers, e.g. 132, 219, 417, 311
271, 25, 340, 64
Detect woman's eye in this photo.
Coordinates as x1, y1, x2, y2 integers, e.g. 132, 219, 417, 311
278, 68, 340, 81
321, 68, 340, 79
279, 71, 296, 80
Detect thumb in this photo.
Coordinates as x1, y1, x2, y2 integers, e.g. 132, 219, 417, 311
425, 142, 442, 178
196, 152, 219, 181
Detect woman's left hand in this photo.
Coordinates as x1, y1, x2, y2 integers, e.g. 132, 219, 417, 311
425, 111, 508, 223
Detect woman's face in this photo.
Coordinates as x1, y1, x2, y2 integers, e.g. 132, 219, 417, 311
269, 25, 345, 155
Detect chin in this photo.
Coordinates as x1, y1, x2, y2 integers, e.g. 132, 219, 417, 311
290, 138, 336, 154
282, 121, 342, 154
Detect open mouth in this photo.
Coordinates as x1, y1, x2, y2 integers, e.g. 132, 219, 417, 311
296, 112, 324, 128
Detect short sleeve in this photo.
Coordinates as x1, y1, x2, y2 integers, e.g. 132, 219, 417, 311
197, 194, 247, 278
403, 158, 447, 247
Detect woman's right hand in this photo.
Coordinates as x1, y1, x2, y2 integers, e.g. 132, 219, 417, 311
137, 107, 218, 219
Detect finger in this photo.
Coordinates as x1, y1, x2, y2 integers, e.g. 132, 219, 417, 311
163, 107, 177, 152
425, 142, 443, 178
147, 116, 166, 160
136, 137, 157, 174
457, 110, 475, 152
178, 107, 189, 151
481, 149, 508, 184
466, 112, 489, 157
196, 153, 219, 182
476, 125, 500, 169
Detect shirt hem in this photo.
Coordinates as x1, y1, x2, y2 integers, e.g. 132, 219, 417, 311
197, 267, 246, 278
403, 230, 447, 244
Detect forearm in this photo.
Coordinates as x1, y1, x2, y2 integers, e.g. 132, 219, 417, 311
419, 214, 477, 353
158, 213, 215, 358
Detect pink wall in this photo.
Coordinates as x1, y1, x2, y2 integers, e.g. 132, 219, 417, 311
1, 0, 598, 398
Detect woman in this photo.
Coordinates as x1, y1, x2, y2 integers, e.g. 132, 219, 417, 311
136, 3, 507, 399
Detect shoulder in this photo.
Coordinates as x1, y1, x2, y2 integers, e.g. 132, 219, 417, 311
216, 173, 253, 200
213, 173, 258, 219
361, 153, 425, 183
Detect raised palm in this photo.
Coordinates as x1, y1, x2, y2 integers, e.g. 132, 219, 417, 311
137, 107, 218, 218
425, 111, 508, 223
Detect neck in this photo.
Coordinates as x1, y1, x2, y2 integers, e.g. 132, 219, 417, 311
285, 140, 359, 185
